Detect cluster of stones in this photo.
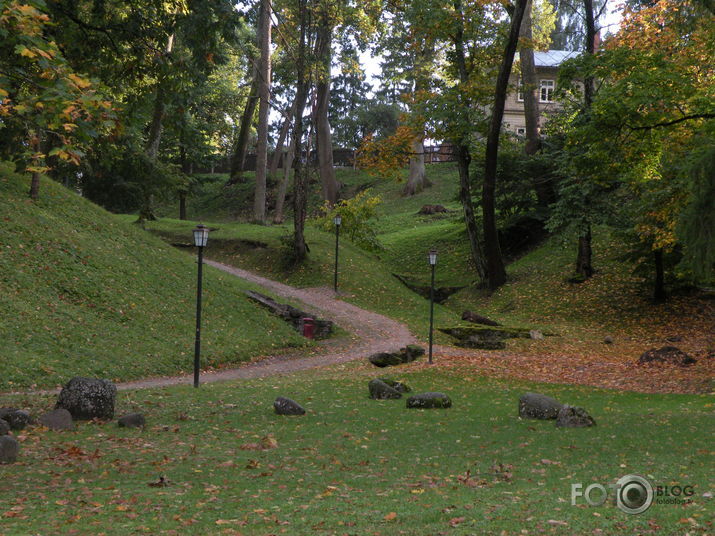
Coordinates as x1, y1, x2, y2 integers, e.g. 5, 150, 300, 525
518, 392, 596, 428
1, 377, 146, 464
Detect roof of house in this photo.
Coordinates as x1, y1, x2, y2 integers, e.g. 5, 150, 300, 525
533, 50, 580, 67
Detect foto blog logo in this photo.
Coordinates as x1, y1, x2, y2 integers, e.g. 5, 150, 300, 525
571, 474, 695, 515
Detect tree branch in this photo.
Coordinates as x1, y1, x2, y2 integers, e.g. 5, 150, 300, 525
628, 113, 715, 131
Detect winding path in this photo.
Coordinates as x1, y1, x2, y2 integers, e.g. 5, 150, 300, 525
115, 260, 418, 391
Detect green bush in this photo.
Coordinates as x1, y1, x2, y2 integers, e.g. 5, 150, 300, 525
312, 189, 383, 252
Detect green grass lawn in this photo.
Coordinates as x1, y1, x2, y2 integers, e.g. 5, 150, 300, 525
1, 362, 712, 535
0, 163, 307, 391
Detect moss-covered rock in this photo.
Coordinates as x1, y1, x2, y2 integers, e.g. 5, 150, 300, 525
368, 346, 425, 367
368, 379, 403, 400
439, 325, 557, 350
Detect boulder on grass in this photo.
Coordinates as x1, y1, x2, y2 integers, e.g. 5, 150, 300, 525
38, 409, 75, 431
555, 405, 596, 428
118, 413, 146, 428
0, 419, 9, 436
368, 379, 402, 400
55, 377, 117, 420
369, 352, 404, 368
379, 379, 411, 393
0, 435, 19, 464
369, 346, 426, 368
518, 393, 563, 420
406, 392, 452, 409
638, 346, 696, 366
274, 396, 305, 416
0, 408, 32, 430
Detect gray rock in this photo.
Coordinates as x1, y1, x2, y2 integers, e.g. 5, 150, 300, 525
529, 330, 544, 340
518, 393, 563, 420
0, 408, 32, 430
604, 336, 614, 344
38, 409, 75, 431
378, 378, 411, 393
556, 405, 596, 428
0, 435, 19, 464
369, 352, 403, 368
368, 379, 402, 400
118, 413, 145, 428
406, 392, 452, 409
0, 419, 9, 436
55, 377, 117, 420
368, 346, 426, 368
274, 396, 305, 416
638, 346, 696, 366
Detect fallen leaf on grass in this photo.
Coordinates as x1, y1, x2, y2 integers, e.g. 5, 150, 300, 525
449, 516, 466, 527
384, 512, 397, 521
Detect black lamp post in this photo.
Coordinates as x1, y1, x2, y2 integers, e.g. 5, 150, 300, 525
192, 223, 209, 388
333, 214, 342, 293
428, 248, 437, 364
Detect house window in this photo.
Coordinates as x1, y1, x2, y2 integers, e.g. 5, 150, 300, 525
516, 128, 526, 136
517, 78, 524, 102
540, 79, 555, 103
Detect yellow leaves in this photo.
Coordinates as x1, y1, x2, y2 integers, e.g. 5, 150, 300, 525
18, 45, 36, 58
68, 73, 92, 89
383, 511, 397, 521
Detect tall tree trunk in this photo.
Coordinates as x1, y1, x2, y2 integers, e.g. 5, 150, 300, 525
227, 67, 259, 185
520, 0, 555, 208
653, 248, 666, 302
273, 135, 294, 224
456, 145, 487, 280
483, 0, 527, 290
179, 141, 189, 220
315, 16, 338, 205
292, 0, 310, 262
253, 0, 271, 224
179, 192, 187, 220
140, 32, 175, 222
451, 0, 487, 283
519, 0, 541, 155
574, 0, 596, 279
270, 101, 296, 178
403, 136, 429, 196
575, 224, 594, 279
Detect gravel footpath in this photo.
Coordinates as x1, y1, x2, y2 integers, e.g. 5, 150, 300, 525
114, 260, 418, 390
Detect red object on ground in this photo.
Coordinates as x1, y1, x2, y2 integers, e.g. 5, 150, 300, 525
302, 318, 315, 339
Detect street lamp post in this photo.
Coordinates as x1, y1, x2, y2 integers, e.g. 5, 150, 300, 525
428, 249, 437, 364
192, 224, 209, 388
333, 214, 342, 293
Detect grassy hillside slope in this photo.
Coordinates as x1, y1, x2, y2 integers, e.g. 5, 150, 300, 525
0, 163, 307, 390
